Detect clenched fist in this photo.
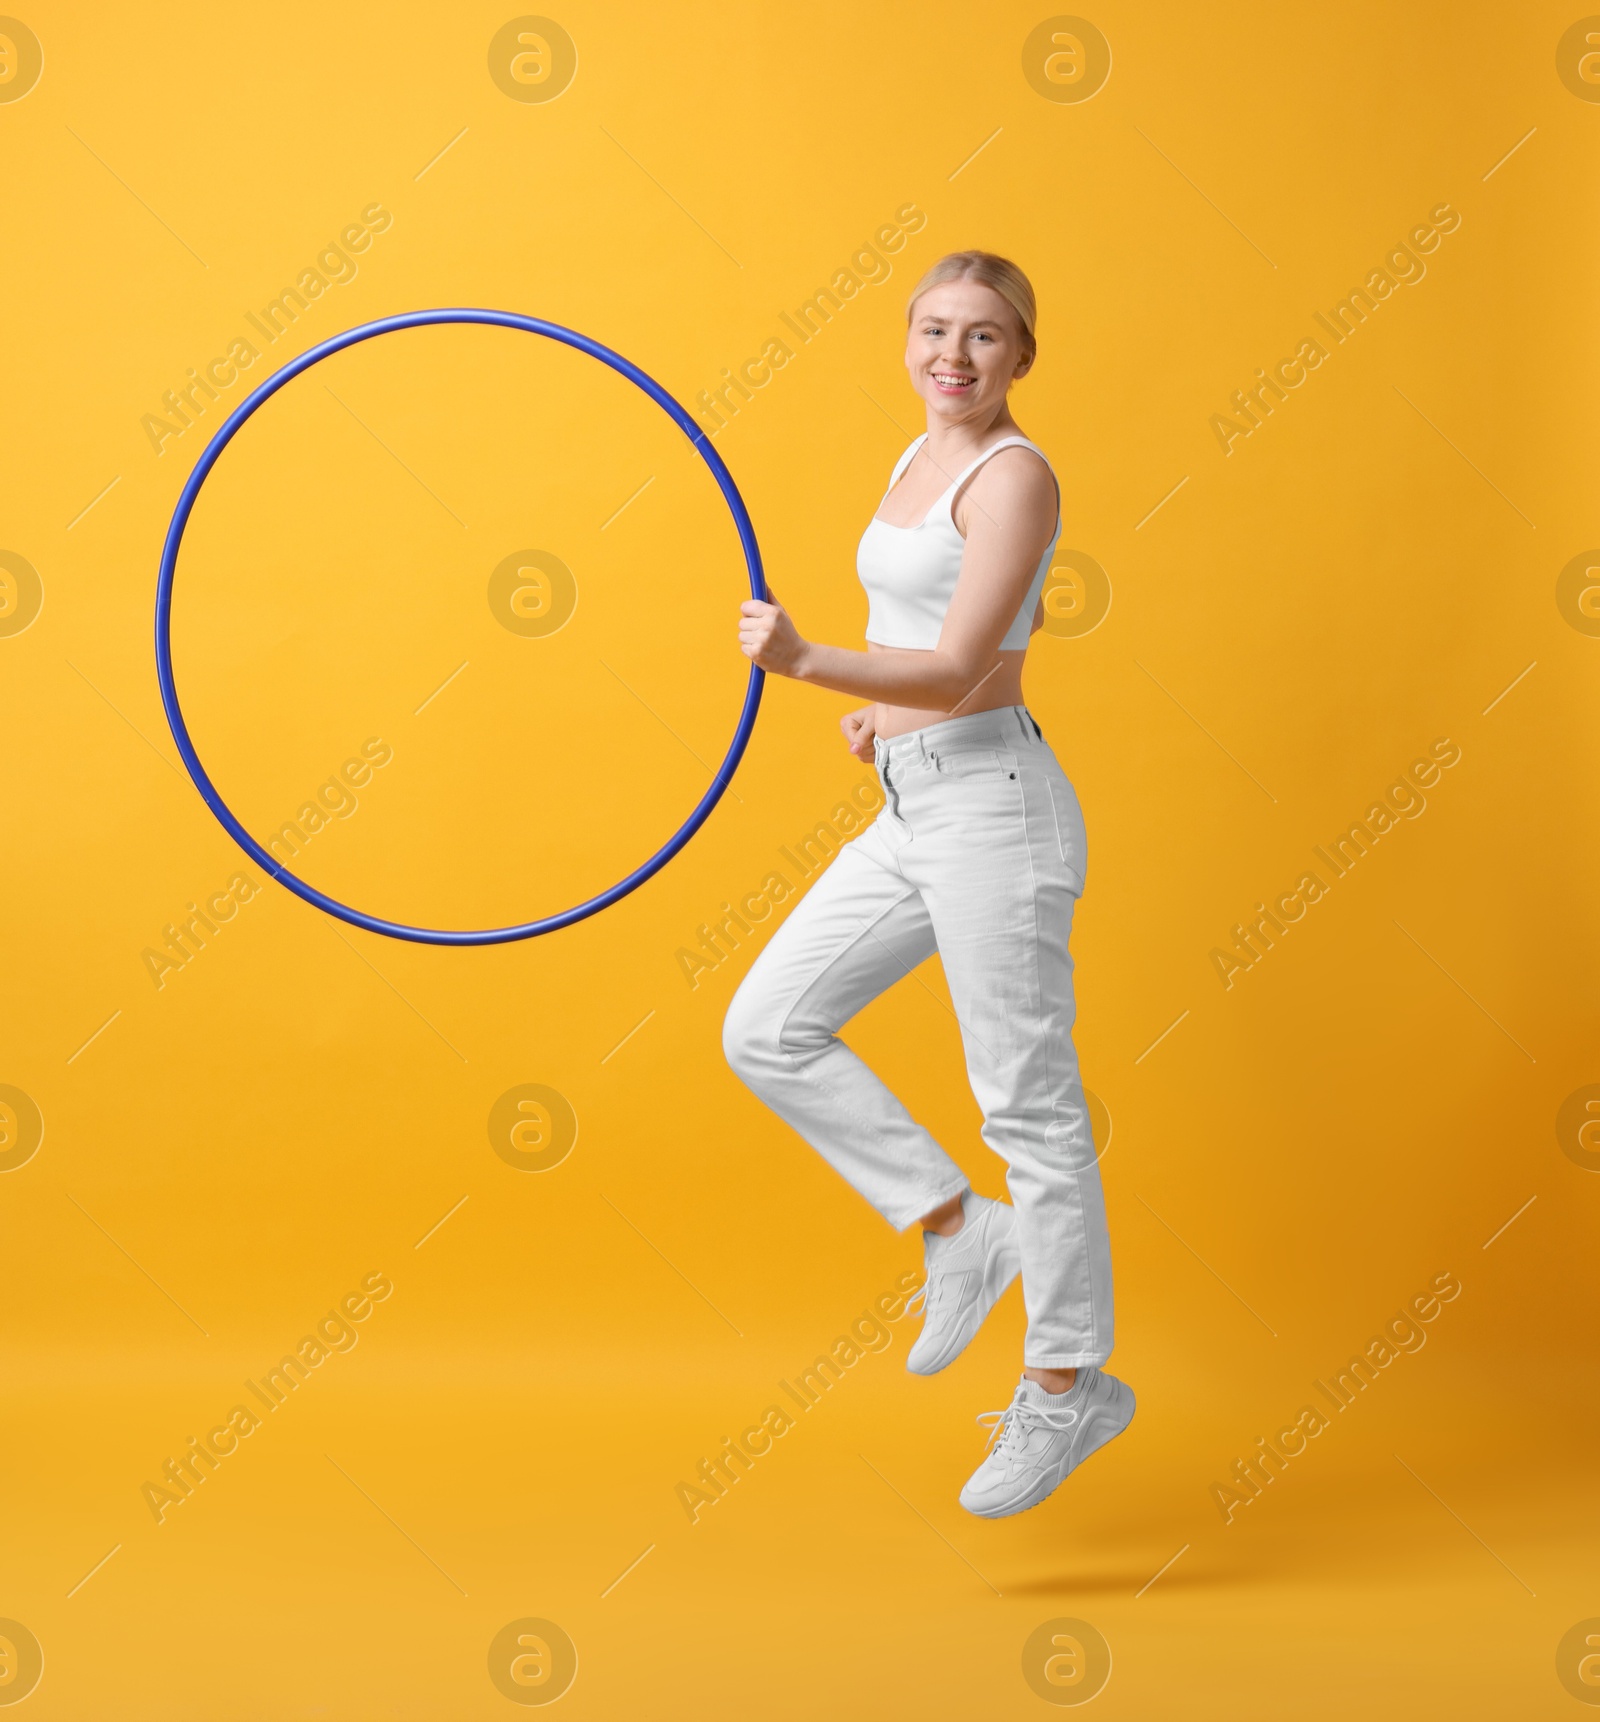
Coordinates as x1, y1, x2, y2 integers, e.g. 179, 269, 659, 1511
738, 590, 809, 678
841, 705, 877, 761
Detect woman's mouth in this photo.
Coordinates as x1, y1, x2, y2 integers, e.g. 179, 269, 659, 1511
931, 371, 976, 394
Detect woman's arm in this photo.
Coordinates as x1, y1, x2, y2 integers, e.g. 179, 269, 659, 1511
738, 451, 1057, 709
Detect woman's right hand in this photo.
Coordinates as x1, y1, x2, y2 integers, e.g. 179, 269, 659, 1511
841, 704, 877, 761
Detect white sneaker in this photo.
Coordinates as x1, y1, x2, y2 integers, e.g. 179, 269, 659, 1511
904, 1192, 1020, 1376
958, 1367, 1136, 1519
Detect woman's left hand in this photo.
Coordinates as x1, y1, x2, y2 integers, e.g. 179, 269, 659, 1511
738, 589, 809, 677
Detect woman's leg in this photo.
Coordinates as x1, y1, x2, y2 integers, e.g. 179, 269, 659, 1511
902, 743, 1113, 1372
722, 828, 970, 1232
939, 886, 1110, 1371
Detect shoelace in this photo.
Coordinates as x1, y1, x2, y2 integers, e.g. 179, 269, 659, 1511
976, 1393, 1079, 1458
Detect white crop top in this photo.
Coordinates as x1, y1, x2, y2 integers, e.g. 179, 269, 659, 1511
856, 434, 1061, 651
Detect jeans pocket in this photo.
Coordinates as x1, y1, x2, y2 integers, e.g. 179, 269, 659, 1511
932, 747, 1018, 782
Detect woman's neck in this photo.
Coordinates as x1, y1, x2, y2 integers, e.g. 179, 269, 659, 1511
921, 410, 1023, 465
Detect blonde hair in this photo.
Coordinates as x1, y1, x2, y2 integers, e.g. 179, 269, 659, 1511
905, 250, 1038, 361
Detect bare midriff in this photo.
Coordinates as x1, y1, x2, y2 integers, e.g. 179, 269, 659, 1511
868, 643, 1029, 740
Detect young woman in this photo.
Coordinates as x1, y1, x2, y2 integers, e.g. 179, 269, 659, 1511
724, 251, 1132, 1519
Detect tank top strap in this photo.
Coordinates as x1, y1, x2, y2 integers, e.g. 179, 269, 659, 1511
879, 434, 928, 505
942, 436, 1059, 533
946, 435, 1051, 493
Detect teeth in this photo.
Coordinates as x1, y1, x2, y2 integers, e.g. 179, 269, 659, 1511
934, 374, 973, 385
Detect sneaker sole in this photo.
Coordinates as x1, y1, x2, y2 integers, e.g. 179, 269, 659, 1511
961, 1379, 1136, 1519
905, 1233, 1021, 1376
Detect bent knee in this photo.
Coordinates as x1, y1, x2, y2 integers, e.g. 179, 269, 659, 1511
722, 975, 823, 1081
722, 982, 779, 1082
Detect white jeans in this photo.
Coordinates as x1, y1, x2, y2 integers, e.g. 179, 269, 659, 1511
723, 705, 1114, 1369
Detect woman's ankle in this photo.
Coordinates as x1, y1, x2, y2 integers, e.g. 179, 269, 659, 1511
919, 1190, 967, 1237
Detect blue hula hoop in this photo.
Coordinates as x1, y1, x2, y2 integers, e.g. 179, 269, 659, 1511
155, 308, 766, 947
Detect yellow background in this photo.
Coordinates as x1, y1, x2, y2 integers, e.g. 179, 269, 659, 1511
2, 2, 1598, 1714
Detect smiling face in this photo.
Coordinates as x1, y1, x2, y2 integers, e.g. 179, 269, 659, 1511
904, 278, 1034, 426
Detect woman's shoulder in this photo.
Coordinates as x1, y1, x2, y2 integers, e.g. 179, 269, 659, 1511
983, 432, 1053, 469
955, 437, 1059, 532
968, 437, 1058, 498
